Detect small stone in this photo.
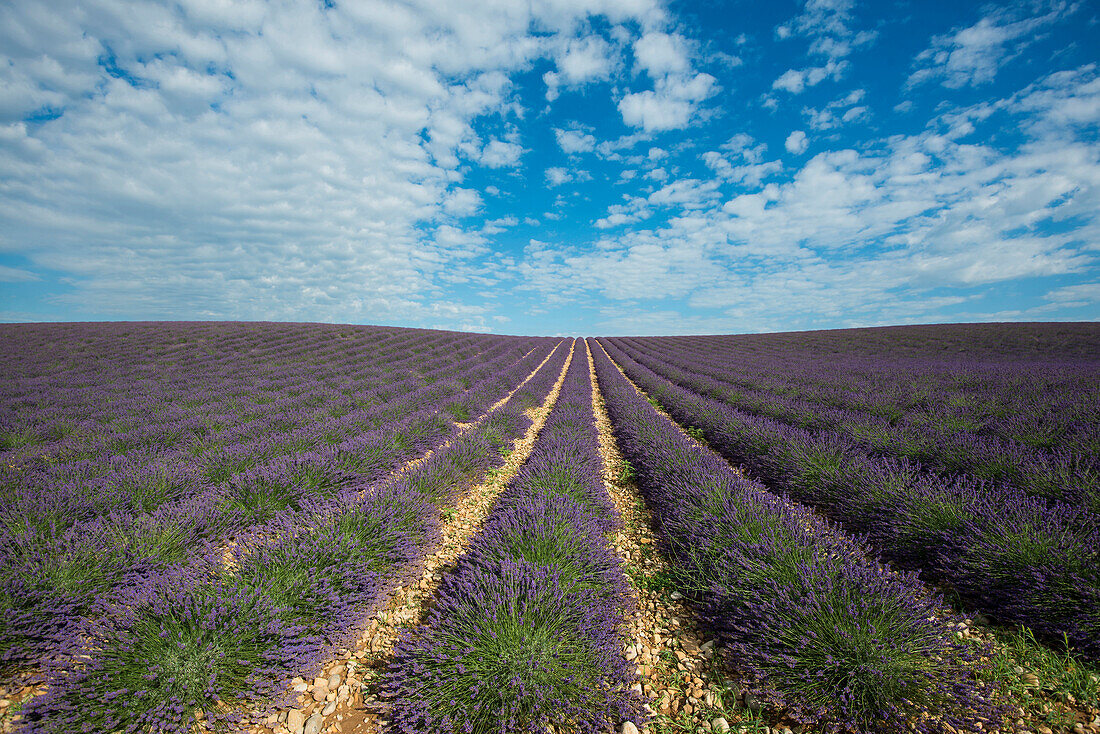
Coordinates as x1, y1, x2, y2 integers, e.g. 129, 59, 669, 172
303, 712, 324, 734
1037, 727, 1052, 734
743, 692, 763, 713
1074, 725, 1086, 734
286, 709, 305, 734
322, 701, 337, 716
327, 673, 341, 689
312, 681, 329, 702
621, 723, 640, 734
712, 718, 730, 733
670, 591, 683, 600
972, 612, 991, 626
1020, 673, 1040, 688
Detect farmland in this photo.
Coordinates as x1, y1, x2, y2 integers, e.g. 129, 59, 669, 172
0, 322, 1098, 734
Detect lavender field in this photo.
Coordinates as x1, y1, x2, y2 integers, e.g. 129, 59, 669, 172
1, 322, 1098, 734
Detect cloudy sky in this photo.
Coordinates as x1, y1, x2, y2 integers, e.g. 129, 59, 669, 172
1, 0, 1098, 335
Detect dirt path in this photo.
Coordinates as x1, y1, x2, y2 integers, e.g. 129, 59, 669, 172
586, 338, 752, 734
257, 340, 576, 734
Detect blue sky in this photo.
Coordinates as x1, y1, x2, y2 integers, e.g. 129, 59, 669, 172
1, 0, 1097, 335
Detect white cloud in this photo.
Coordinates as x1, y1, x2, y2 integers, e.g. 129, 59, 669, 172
0, 0, 665, 326
0, 264, 40, 282
785, 130, 809, 154
908, 3, 1073, 89
545, 167, 573, 186
544, 33, 619, 101
554, 127, 597, 154
478, 139, 524, 168
775, 0, 876, 61
633, 31, 690, 77
769, 0, 875, 97
801, 89, 870, 129
772, 59, 847, 94
616, 24, 716, 133
618, 72, 717, 132
519, 65, 1100, 332
1041, 283, 1100, 309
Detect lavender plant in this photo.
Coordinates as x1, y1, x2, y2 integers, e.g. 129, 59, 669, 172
19, 566, 326, 734
591, 339, 1005, 733
384, 344, 643, 733
599, 338, 1100, 659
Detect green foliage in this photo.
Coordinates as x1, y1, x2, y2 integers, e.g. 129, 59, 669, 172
444, 402, 472, 422
977, 624, 1100, 729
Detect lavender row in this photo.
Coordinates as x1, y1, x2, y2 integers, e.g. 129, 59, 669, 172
0, 405, 447, 678
0, 327, 543, 483
384, 342, 644, 733
1, 339, 551, 539
591, 340, 1005, 734
1, 339, 565, 679
598, 339, 1100, 660
611, 337, 1099, 509
2, 333, 533, 479
618, 324, 1100, 460
1, 324, 474, 440
11, 335, 570, 732
17, 401, 538, 734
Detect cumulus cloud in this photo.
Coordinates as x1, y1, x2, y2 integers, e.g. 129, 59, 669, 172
633, 31, 691, 77
616, 25, 716, 132
0, 0, 663, 327
478, 139, 524, 168
555, 127, 597, 154
772, 60, 847, 94
544, 34, 617, 100
908, 2, 1074, 89
520, 65, 1100, 333
545, 167, 573, 186
770, 0, 875, 94
785, 130, 809, 154
618, 72, 717, 132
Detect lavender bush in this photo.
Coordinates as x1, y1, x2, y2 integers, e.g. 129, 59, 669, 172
19, 565, 327, 734
599, 338, 1100, 658
608, 325, 1099, 510
591, 340, 1005, 733
385, 343, 643, 733
0, 323, 559, 721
